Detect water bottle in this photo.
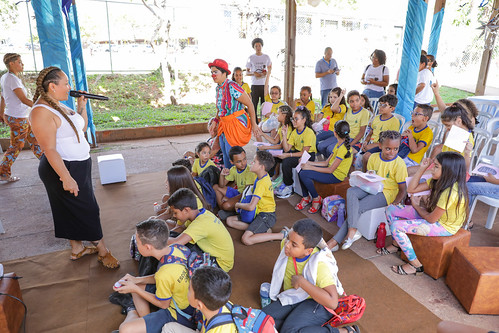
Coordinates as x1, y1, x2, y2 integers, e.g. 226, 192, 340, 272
323, 116, 330, 131
153, 202, 161, 214
260, 282, 271, 308
376, 223, 386, 249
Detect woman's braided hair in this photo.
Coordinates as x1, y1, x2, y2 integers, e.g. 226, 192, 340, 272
33, 67, 80, 142
3, 53, 20, 68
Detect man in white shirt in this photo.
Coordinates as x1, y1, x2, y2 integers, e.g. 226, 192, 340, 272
414, 55, 434, 109
246, 38, 271, 123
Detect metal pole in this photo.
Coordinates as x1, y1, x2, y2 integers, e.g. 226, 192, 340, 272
105, 0, 113, 73
26, 1, 37, 72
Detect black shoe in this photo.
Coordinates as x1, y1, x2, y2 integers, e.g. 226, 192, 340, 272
109, 291, 135, 312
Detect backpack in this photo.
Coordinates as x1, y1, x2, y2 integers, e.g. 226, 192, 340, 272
397, 136, 411, 159
157, 243, 218, 278
237, 185, 256, 223
321, 195, 346, 227
322, 295, 366, 328
194, 175, 217, 209
206, 303, 277, 333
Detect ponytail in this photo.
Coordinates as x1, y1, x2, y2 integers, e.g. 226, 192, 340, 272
334, 120, 351, 159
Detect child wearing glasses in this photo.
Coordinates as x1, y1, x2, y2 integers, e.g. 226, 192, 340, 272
357, 94, 400, 171
401, 104, 433, 168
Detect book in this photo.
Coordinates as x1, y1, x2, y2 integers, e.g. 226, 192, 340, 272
472, 163, 499, 179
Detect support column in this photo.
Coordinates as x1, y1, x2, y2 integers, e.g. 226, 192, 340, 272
284, 0, 297, 105
395, 0, 428, 121
475, 0, 499, 96
428, 0, 445, 57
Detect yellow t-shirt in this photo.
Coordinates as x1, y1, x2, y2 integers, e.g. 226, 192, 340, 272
328, 142, 353, 181
192, 159, 216, 175
370, 115, 400, 143
407, 125, 434, 163
183, 209, 235, 272
280, 241, 335, 292
225, 166, 256, 193
241, 82, 251, 95
343, 107, 370, 139
443, 132, 474, 157
252, 173, 275, 213
321, 104, 347, 131
155, 247, 190, 320
296, 99, 316, 117
426, 179, 466, 234
201, 305, 237, 333
287, 127, 317, 153
264, 94, 285, 114
367, 153, 408, 204
278, 124, 293, 142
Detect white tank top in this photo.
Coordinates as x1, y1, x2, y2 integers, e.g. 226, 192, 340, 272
33, 103, 90, 161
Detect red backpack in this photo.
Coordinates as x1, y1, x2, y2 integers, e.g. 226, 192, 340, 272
323, 294, 366, 327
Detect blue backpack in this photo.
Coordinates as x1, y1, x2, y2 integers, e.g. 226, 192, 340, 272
157, 244, 217, 278
194, 176, 217, 209
205, 303, 276, 333
237, 185, 257, 223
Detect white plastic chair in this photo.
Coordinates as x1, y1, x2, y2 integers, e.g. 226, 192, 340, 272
477, 117, 499, 165
476, 111, 493, 130
401, 121, 411, 133
426, 120, 444, 157
469, 128, 491, 174
467, 196, 499, 230
370, 98, 380, 115
393, 114, 406, 132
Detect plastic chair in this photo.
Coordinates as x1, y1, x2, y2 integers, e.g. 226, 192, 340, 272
477, 117, 499, 165
476, 111, 493, 130
426, 120, 444, 157
393, 114, 406, 132
370, 98, 380, 115
467, 196, 499, 230
469, 128, 491, 174
401, 121, 411, 133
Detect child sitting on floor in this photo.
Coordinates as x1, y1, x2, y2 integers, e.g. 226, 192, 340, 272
213, 146, 256, 212
297, 120, 353, 214
358, 94, 400, 171
263, 218, 360, 333
113, 219, 196, 333
184, 119, 224, 170
161, 266, 237, 333
293, 86, 316, 119
227, 150, 285, 245
327, 130, 407, 251
167, 188, 235, 272
191, 142, 217, 177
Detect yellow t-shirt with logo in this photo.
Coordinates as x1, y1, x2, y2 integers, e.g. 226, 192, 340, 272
201, 305, 237, 333
280, 241, 335, 292
321, 104, 347, 131
328, 142, 353, 181
183, 209, 235, 272
426, 179, 466, 234
252, 174, 275, 213
264, 94, 285, 115
296, 99, 316, 117
370, 115, 400, 143
192, 159, 216, 175
343, 108, 370, 139
367, 153, 408, 204
155, 247, 190, 320
407, 125, 434, 163
443, 132, 474, 157
225, 166, 256, 193
278, 124, 293, 142
241, 82, 251, 96
287, 127, 317, 153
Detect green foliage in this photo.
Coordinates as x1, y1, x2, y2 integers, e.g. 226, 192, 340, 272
0, 0, 19, 27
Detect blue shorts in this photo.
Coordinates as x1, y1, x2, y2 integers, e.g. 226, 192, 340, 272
403, 156, 418, 167
225, 186, 240, 199
367, 146, 381, 154
143, 306, 196, 333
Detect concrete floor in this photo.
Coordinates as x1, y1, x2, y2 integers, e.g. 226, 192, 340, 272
1, 134, 498, 330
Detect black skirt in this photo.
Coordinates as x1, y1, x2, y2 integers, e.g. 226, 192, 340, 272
38, 155, 103, 241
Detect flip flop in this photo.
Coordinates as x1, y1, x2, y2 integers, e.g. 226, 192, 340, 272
71, 246, 98, 261
0, 176, 20, 182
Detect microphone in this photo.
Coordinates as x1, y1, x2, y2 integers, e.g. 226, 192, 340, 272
69, 90, 109, 101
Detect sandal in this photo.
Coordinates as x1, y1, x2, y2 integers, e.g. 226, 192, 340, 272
98, 250, 120, 269
345, 325, 361, 333
70, 246, 98, 261
0, 175, 20, 182
391, 263, 424, 276
307, 196, 322, 214
376, 244, 401, 256
295, 196, 311, 210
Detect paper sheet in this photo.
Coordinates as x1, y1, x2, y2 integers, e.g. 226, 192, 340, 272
472, 163, 499, 179
268, 150, 283, 157
295, 150, 311, 173
254, 142, 272, 147
444, 125, 470, 153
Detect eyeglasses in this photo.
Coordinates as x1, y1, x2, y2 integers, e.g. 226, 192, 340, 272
379, 103, 390, 108
412, 112, 424, 117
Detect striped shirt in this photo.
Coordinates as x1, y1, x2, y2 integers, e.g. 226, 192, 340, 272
216, 79, 248, 126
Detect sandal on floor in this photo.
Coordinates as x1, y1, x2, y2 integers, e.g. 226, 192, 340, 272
376, 244, 401, 256
345, 325, 360, 333
392, 263, 424, 276
98, 250, 120, 269
307, 196, 322, 214
0, 176, 20, 182
294, 196, 311, 210
70, 246, 98, 261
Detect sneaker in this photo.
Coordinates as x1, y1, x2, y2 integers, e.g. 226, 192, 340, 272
271, 175, 283, 189
341, 230, 363, 250
274, 183, 286, 195
276, 185, 293, 199
331, 244, 339, 252
109, 291, 135, 313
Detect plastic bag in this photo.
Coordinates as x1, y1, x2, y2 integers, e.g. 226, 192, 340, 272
349, 171, 384, 195
260, 113, 280, 133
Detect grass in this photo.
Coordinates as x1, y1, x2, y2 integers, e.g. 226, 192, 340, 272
0, 69, 473, 138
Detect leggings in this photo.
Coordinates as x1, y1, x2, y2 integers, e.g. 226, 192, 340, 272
0, 115, 42, 177
386, 204, 452, 261
299, 169, 341, 198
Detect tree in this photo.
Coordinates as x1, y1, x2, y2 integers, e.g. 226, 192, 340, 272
0, 0, 19, 30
